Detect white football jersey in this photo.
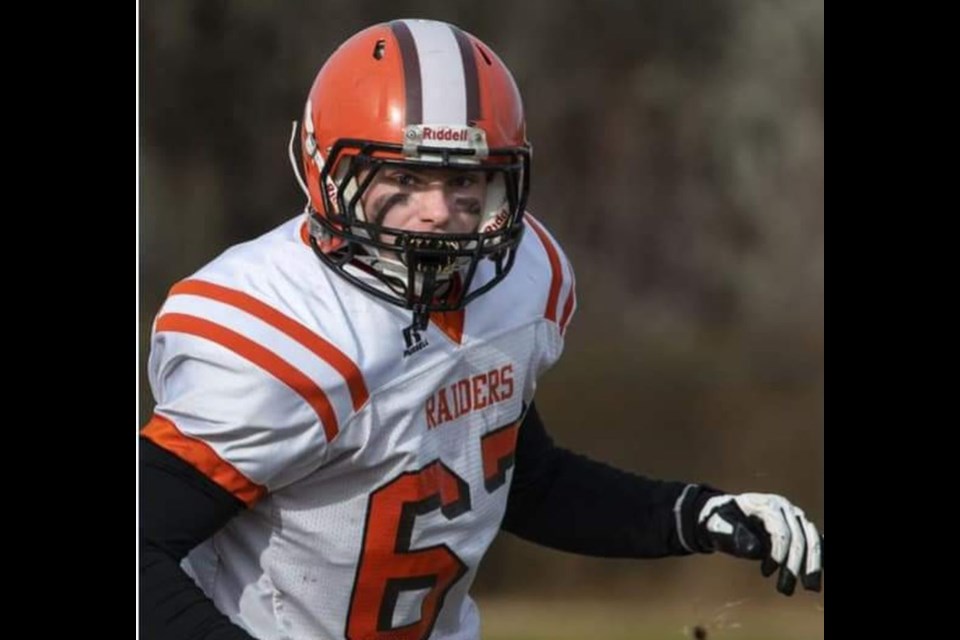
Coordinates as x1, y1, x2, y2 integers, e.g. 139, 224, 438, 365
144, 211, 577, 640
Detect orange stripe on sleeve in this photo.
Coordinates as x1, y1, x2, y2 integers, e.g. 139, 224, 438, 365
156, 312, 340, 441
170, 279, 368, 411
142, 414, 267, 506
525, 214, 563, 323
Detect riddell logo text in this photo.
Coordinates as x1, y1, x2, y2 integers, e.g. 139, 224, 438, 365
422, 127, 470, 142
482, 208, 510, 233
425, 364, 514, 429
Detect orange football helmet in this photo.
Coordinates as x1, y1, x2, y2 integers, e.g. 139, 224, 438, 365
295, 19, 531, 328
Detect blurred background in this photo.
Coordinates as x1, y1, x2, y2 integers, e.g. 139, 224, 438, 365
139, 1, 823, 637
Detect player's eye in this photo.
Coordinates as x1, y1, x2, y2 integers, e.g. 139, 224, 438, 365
448, 175, 476, 189
391, 172, 418, 187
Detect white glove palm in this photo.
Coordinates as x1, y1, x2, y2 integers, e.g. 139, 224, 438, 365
698, 493, 823, 596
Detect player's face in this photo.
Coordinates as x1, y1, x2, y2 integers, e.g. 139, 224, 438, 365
360, 167, 488, 237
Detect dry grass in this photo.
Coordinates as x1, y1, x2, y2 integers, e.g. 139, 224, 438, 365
476, 597, 824, 640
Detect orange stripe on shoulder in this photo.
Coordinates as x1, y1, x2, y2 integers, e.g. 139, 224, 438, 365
155, 312, 340, 441
525, 214, 563, 323
169, 279, 369, 411
142, 414, 266, 506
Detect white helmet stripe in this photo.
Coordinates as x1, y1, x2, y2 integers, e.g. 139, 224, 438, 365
402, 19, 469, 125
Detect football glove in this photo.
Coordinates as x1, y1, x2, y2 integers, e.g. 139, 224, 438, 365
697, 492, 823, 596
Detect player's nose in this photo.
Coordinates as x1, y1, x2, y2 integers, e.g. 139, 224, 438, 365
413, 187, 453, 230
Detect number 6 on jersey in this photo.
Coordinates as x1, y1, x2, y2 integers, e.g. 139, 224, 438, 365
346, 461, 471, 640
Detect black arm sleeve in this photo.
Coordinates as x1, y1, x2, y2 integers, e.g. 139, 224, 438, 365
139, 436, 257, 640
500, 403, 723, 558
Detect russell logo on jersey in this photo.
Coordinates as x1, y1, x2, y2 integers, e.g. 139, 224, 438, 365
402, 324, 429, 357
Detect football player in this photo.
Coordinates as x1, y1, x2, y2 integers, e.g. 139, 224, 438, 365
140, 19, 823, 640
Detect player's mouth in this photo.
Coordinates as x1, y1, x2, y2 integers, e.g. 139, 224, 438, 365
403, 237, 460, 273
